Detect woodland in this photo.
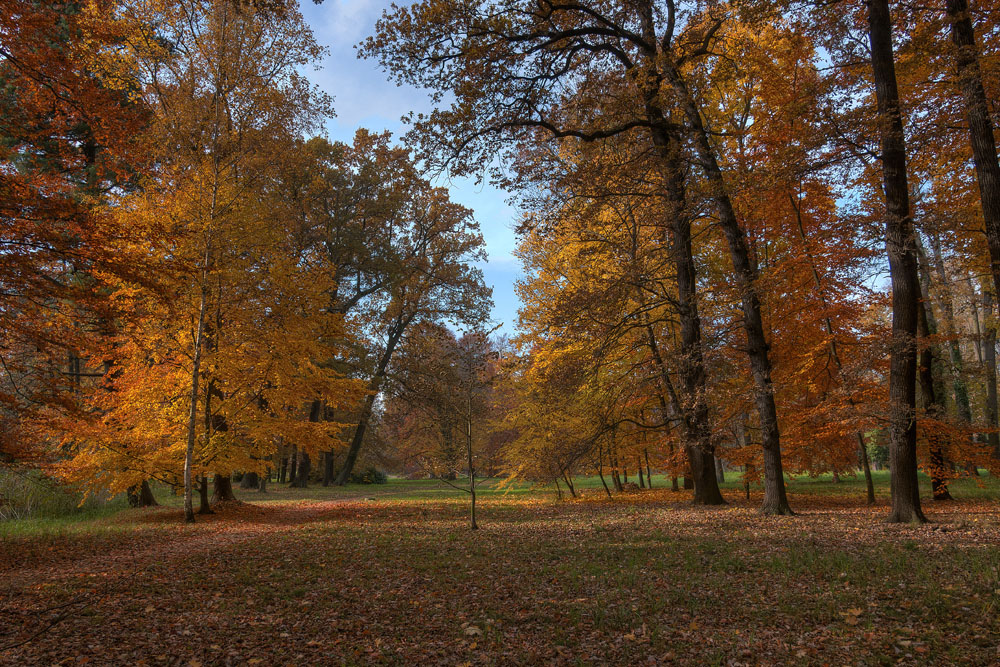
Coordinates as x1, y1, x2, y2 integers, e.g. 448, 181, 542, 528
3, 0, 1000, 664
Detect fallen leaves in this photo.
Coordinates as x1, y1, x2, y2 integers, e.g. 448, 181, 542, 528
2, 488, 1000, 664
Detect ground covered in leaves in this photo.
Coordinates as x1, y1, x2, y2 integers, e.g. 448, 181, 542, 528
2, 476, 1000, 665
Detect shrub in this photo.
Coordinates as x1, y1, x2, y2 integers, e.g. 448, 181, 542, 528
348, 467, 387, 485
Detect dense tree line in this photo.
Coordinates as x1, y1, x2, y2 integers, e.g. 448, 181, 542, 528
5, 0, 1000, 525
1, 0, 489, 521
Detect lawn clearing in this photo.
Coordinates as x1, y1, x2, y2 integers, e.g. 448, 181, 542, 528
2, 475, 999, 665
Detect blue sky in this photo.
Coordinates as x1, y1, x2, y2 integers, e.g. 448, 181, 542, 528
300, 0, 522, 334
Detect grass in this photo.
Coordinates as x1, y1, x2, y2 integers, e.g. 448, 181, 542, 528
3, 468, 997, 537
2, 470, 1000, 664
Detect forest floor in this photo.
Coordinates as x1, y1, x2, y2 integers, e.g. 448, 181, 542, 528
2, 473, 1000, 665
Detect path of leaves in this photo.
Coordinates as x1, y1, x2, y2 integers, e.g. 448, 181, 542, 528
2, 489, 1000, 665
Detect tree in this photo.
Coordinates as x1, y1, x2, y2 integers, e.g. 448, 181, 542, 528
51, 0, 364, 521
864, 0, 926, 523
285, 133, 492, 486
383, 324, 499, 528
364, 0, 794, 513
0, 0, 153, 462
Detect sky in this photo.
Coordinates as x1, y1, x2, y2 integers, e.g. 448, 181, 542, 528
299, 0, 523, 334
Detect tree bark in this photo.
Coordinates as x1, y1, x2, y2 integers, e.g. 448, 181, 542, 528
598, 459, 612, 497
197, 475, 213, 515
867, 0, 927, 522
643, 322, 723, 504
128, 480, 158, 508
212, 474, 237, 503
322, 451, 335, 486
946, 0, 1000, 305
288, 446, 298, 485
291, 401, 322, 488
984, 288, 1000, 459
928, 235, 972, 419
139, 480, 158, 507
240, 472, 259, 490
290, 451, 310, 488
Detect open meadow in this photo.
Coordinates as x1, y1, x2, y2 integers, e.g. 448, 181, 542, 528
3, 473, 999, 665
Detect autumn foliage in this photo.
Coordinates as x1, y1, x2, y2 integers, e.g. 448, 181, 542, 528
3, 0, 1000, 529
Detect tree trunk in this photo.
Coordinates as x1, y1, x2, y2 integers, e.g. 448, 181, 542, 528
183, 267, 209, 524
645, 118, 724, 506
645, 449, 653, 489
288, 446, 298, 486
258, 471, 268, 494
290, 451, 310, 488
867, 0, 927, 523
858, 433, 876, 505
929, 234, 974, 425
598, 461, 612, 498
198, 475, 213, 515
336, 323, 408, 485
917, 233, 954, 501
322, 451, 334, 486
637, 456, 645, 488
984, 288, 1000, 460
278, 452, 288, 484
919, 297, 953, 501
240, 472, 259, 490
924, 235, 980, 477
946, 0, 1000, 306
128, 480, 158, 508
715, 456, 725, 484
137, 480, 157, 507
562, 471, 577, 498
212, 474, 237, 503
291, 401, 321, 488
663, 64, 789, 514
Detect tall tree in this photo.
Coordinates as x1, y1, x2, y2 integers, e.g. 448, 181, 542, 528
364, 0, 793, 513
864, 0, 927, 523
